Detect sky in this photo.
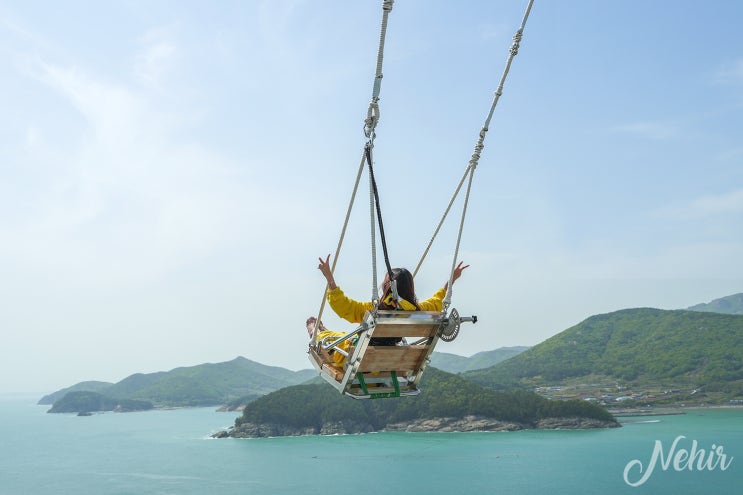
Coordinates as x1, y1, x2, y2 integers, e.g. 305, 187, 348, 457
1, 1, 742, 395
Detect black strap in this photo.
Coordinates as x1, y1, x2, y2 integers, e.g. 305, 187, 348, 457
365, 143, 394, 281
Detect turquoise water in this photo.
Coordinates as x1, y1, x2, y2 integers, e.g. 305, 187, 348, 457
1, 397, 740, 494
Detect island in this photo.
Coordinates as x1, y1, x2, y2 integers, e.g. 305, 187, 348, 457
47, 391, 153, 413
213, 368, 619, 438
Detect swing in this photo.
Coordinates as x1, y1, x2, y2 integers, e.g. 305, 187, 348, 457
308, 0, 534, 399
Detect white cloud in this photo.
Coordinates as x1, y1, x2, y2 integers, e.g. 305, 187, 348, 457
0, 13, 45, 51
0, 58, 285, 288
133, 27, 179, 89
23, 126, 41, 148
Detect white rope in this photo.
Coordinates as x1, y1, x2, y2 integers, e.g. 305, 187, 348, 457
481, 0, 534, 134
312, 0, 395, 342
365, 0, 393, 303
364, 0, 394, 141
312, 151, 366, 344
415, 0, 534, 300
369, 149, 379, 302
413, 164, 471, 278
443, 167, 475, 309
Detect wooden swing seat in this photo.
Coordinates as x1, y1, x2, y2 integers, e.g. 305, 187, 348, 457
309, 310, 443, 399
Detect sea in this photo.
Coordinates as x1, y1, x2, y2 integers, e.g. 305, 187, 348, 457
1, 396, 740, 495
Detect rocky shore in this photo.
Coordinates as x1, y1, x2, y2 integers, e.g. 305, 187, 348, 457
213, 415, 620, 438
213, 419, 375, 438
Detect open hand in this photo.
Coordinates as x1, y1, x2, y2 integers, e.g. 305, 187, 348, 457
452, 261, 470, 283
317, 254, 337, 290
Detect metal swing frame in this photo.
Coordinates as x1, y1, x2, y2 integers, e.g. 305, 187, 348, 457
309, 310, 475, 399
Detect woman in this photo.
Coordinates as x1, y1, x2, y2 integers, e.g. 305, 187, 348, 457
309, 256, 469, 364
317, 254, 469, 326
306, 316, 348, 367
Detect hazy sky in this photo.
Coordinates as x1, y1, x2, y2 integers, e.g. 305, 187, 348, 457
2, 1, 742, 395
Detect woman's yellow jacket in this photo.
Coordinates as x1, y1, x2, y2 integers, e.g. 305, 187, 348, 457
319, 286, 446, 367
326, 286, 446, 324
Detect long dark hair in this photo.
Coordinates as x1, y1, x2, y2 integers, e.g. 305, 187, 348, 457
379, 268, 420, 310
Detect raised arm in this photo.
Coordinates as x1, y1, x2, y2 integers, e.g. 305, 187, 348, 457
444, 261, 470, 290
317, 254, 337, 290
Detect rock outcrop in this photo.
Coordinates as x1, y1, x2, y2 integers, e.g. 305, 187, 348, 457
385, 416, 524, 432
213, 415, 619, 438
221, 419, 376, 438
535, 416, 619, 429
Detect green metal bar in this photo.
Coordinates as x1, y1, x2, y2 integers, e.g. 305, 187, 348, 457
356, 372, 402, 399
357, 373, 369, 395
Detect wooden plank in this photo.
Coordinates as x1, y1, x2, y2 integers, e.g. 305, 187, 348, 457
357, 346, 427, 373
371, 323, 438, 338
309, 346, 332, 365
310, 347, 345, 382
354, 371, 408, 379
376, 310, 442, 318
309, 347, 323, 365
322, 363, 344, 381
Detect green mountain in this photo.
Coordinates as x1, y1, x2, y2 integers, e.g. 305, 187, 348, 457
40, 357, 316, 407
38, 381, 114, 405
223, 367, 617, 437
431, 347, 530, 373
688, 293, 743, 315
463, 308, 743, 404
48, 391, 153, 414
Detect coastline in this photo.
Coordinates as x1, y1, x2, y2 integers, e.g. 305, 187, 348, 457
609, 403, 743, 417
215, 404, 743, 438
214, 415, 620, 439
610, 408, 685, 417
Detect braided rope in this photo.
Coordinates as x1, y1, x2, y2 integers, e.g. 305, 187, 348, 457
415, 0, 534, 295
368, 146, 379, 302
312, 0, 395, 342
413, 163, 472, 278
365, 0, 394, 301
479, 0, 533, 139
364, 0, 394, 141
312, 151, 366, 344
443, 167, 475, 309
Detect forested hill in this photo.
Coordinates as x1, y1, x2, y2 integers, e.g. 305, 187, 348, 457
39, 348, 531, 408
37, 381, 114, 405
688, 293, 743, 315
463, 308, 743, 397
430, 346, 529, 373
221, 367, 617, 437
39, 357, 316, 407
